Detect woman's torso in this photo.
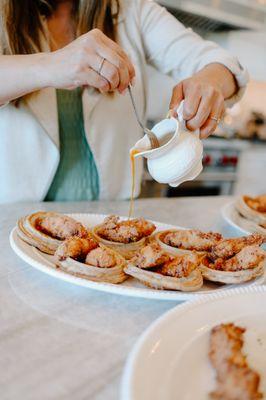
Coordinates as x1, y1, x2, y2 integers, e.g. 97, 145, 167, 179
0, 0, 146, 203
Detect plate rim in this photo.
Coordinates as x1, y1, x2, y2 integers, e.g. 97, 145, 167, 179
9, 212, 264, 302
221, 201, 251, 234
120, 285, 266, 400
222, 201, 266, 236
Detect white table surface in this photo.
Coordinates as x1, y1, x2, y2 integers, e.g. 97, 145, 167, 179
0, 196, 240, 400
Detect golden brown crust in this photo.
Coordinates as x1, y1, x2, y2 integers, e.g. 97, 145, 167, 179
55, 235, 98, 261
85, 246, 116, 268
55, 237, 127, 284
156, 252, 200, 278
244, 195, 266, 214
36, 214, 87, 240
131, 242, 171, 269
236, 196, 266, 226
161, 229, 222, 252
95, 215, 156, 244
92, 216, 155, 259
124, 244, 204, 291
209, 323, 262, 400
17, 212, 88, 255
211, 235, 265, 261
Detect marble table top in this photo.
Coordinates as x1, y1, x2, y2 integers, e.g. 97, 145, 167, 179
0, 196, 240, 400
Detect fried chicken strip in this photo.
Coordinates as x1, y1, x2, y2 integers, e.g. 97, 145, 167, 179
244, 195, 266, 214
97, 215, 156, 243
209, 323, 262, 400
55, 236, 98, 261
131, 242, 171, 269
212, 246, 265, 272
163, 229, 222, 252
157, 252, 201, 278
85, 245, 116, 268
211, 234, 265, 260
37, 214, 87, 240
131, 243, 203, 279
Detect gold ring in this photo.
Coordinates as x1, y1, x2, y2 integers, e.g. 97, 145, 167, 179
98, 57, 105, 75
210, 116, 221, 124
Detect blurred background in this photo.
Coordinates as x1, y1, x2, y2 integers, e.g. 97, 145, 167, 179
143, 0, 266, 198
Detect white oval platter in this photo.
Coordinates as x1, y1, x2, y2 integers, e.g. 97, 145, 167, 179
10, 213, 264, 301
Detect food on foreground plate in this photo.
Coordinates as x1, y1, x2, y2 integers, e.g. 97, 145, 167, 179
17, 211, 88, 254
55, 236, 127, 284
236, 195, 266, 226
92, 215, 156, 259
200, 235, 266, 284
211, 234, 265, 260
124, 243, 203, 291
156, 229, 222, 255
209, 323, 262, 400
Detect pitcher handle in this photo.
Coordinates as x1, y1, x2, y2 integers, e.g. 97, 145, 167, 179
167, 100, 200, 138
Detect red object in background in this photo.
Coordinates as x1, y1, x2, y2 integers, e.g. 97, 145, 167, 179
203, 154, 212, 166
230, 156, 238, 166
221, 155, 229, 165
220, 155, 238, 166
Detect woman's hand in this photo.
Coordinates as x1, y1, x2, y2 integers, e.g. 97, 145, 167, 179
43, 29, 135, 93
169, 63, 237, 138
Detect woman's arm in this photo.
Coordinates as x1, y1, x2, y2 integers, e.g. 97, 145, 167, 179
0, 29, 135, 105
138, 0, 248, 137
0, 53, 49, 105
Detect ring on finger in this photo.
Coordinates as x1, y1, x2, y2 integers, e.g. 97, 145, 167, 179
97, 57, 106, 75
210, 116, 221, 124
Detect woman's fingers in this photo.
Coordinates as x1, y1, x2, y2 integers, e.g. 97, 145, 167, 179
52, 29, 135, 92
83, 67, 110, 92
101, 34, 135, 82
200, 96, 225, 138
186, 88, 216, 131
96, 46, 131, 92
169, 83, 184, 117
182, 84, 202, 121
94, 31, 134, 91
98, 59, 120, 91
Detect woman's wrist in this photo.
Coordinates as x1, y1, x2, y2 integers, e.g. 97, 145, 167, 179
195, 63, 238, 100
31, 52, 56, 89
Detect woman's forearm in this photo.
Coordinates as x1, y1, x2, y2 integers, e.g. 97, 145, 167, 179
0, 53, 50, 104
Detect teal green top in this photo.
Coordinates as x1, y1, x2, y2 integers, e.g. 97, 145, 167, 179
45, 88, 99, 201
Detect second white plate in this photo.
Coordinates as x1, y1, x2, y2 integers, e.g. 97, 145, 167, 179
121, 286, 266, 400
222, 201, 266, 235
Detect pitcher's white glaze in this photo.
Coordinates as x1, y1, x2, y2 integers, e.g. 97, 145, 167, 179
131, 102, 203, 187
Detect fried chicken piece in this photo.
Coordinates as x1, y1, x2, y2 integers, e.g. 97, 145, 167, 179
132, 242, 171, 269
37, 214, 87, 240
212, 246, 265, 272
55, 236, 98, 261
163, 229, 222, 252
211, 234, 265, 260
85, 246, 116, 268
244, 195, 266, 214
209, 323, 262, 400
97, 215, 156, 244
157, 252, 201, 278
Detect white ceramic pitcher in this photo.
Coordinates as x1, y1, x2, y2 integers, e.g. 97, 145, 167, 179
131, 101, 203, 187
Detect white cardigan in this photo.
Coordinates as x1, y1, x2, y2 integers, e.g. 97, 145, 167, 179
0, 0, 248, 203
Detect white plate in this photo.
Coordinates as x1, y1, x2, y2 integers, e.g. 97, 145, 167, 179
222, 201, 266, 235
10, 213, 264, 301
121, 286, 266, 400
